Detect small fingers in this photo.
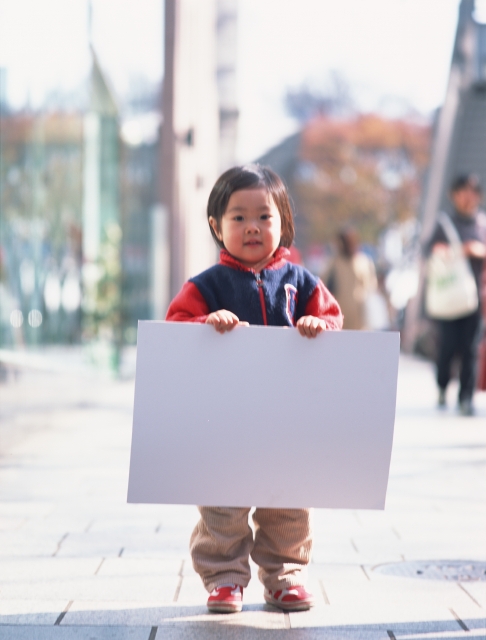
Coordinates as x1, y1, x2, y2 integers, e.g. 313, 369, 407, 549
214, 313, 234, 333
216, 312, 233, 332
297, 316, 326, 338
297, 320, 307, 337
206, 310, 240, 332
304, 318, 318, 338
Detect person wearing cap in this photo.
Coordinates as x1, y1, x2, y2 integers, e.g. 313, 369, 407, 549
426, 174, 486, 415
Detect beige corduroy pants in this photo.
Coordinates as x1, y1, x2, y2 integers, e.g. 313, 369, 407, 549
190, 507, 313, 592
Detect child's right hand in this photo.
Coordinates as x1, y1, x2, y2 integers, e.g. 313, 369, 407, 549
206, 310, 249, 333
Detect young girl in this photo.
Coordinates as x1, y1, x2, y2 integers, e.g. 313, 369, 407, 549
166, 164, 343, 613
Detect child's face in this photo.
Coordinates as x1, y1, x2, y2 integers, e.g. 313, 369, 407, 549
209, 188, 282, 269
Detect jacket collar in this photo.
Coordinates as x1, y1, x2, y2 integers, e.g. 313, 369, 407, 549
219, 246, 290, 272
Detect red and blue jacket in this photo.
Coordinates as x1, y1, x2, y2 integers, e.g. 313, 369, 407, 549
166, 247, 343, 330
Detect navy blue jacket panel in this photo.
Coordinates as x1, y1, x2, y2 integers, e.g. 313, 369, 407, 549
190, 262, 319, 327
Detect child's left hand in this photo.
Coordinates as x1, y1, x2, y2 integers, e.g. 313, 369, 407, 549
296, 315, 327, 338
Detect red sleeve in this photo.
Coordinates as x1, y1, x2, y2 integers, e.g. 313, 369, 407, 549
165, 281, 210, 323
304, 280, 343, 330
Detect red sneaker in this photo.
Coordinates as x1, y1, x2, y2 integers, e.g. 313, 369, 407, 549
207, 584, 243, 613
264, 586, 314, 611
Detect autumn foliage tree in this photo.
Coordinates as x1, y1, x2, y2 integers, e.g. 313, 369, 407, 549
293, 114, 431, 248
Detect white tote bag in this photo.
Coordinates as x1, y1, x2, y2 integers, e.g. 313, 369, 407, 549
425, 213, 478, 320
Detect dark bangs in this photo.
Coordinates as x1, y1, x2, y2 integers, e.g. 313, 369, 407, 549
207, 164, 295, 248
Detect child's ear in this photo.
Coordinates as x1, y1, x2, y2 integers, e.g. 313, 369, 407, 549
209, 216, 223, 242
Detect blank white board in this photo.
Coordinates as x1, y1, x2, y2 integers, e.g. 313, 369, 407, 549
127, 322, 399, 509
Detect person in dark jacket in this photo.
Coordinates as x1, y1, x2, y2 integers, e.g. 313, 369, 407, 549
426, 174, 486, 415
166, 164, 342, 614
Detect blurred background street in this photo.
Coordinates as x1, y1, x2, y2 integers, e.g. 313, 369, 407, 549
1, 0, 485, 360
1, 0, 486, 637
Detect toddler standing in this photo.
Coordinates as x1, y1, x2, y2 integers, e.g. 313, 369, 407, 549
166, 165, 343, 612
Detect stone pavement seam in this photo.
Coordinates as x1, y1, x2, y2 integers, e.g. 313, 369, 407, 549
53, 601, 73, 626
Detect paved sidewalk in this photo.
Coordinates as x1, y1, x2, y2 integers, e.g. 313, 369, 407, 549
0, 355, 485, 639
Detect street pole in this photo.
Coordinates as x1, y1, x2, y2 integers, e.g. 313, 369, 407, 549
161, 0, 185, 300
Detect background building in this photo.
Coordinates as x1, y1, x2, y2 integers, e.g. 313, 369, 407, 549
0, 109, 84, 347
216, 0, 239, 174
421, 0, 486, 238
162, 0, 237, 302
0, 1, 235, 365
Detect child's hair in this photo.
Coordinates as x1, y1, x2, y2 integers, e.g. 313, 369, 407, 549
207, 164, 295, 249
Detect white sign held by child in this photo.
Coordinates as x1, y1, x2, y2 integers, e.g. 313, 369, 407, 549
127, 322, 399, 509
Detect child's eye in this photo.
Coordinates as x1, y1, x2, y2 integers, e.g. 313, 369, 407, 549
260, 214, 271, 220
233, 215, 244, 221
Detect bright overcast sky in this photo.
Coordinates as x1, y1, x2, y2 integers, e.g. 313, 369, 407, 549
0, 0, 462, 161
237, 0, 461, 159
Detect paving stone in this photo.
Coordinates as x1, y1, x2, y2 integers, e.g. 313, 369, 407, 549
0, 517, 25, 531
180, 559, 197, 577
313, 510, 360, 532
288, 603, 467, 629
19, 515, 94, 535
0, 626, 151, 639
0, 557, 101, 582
175, 575, 212, 606
310, 562, 369, 583
456, 581, 486, 608
311, 539, 365, 564
399, 541, 486, 561
285, 623, 480, 639
0, 574, 179, 603
0, 532, 61, 557
55, 532, 187, 559
63, 601, 174, 626
51, 503, 166, 521
306, 565, 486, 626
87, 518, 162, 534
156, 626, 287, 640
0, 599, 67, 625
63, 602, 285, 629
0, 502, 54, 517
96, 557, 184, 578
450, 599, 486, 629
122, 540, 191, 558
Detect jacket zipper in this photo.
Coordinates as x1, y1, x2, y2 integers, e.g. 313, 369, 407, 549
255, 273, 268, 325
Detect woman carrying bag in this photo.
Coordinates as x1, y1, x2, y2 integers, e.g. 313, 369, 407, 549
425, 174, 486, 416
477, 261, 486, 392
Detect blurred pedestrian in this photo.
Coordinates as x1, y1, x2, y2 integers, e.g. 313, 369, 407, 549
478, 260, 486, 390
325, 226, 377, 330
426, 174, 486, 415
166, 164, 343, 613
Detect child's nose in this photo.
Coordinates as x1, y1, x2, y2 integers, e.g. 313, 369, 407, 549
246, 220, 260, 232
